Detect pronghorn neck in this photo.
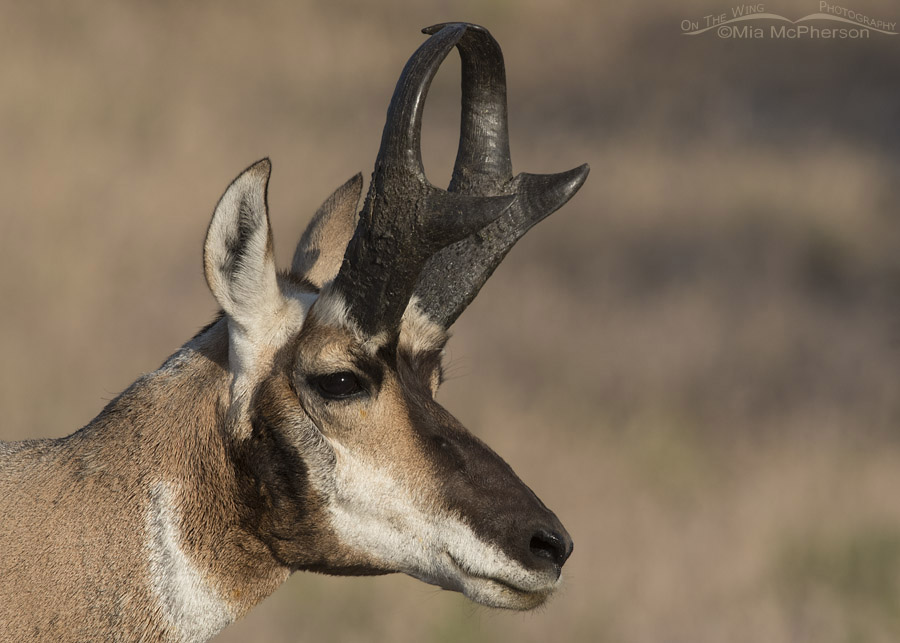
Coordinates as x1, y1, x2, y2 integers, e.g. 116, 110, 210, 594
0, 316, 291, 642
86, 317, 291, 639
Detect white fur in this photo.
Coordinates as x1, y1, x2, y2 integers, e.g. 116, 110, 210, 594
226, 291, 313, 438
309, 289, 389, 353
146, 483, 234, 643
324, 443, 559, 608
399, 297, 448, 355
204, 160, 280, 333
309, 288, 354, 331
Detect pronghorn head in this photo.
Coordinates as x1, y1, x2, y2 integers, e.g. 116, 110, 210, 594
203, 23, 587, 610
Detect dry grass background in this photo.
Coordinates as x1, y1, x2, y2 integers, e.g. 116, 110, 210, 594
2, 0, 900, 641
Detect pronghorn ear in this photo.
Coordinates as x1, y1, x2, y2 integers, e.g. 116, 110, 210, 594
204, 159, 283, 333
291, 173, 362, 289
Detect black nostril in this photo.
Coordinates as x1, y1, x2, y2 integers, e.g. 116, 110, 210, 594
529, 529, 572, 570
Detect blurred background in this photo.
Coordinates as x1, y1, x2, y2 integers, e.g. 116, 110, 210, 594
2, 1, 900, 641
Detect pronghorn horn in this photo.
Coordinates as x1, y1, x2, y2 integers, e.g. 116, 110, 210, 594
412, 24, 590, 329
423, 22, 513, 194
331, 23, 514, 336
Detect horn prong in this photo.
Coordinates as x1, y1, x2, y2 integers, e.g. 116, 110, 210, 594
413, 164, 590, 329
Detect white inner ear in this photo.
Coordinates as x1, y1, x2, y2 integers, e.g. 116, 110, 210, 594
204, 159, 283, 334
203, 159, 310, 436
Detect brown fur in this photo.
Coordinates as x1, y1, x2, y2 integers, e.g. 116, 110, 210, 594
0, 321, 287, 639
0, 160, 571, 641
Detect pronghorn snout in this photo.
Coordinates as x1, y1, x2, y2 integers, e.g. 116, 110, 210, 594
508, 506, 573, 581
529, 527, 573, 575
439, 496, 574, 610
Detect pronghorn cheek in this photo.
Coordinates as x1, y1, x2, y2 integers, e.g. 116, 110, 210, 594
324, 444, 446, 569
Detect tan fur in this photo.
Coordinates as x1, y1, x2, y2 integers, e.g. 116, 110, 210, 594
292, 319, 428, 477
0, 322, 288, 640
0, 164, 346, 641
291, 173, 362, 289
0, 159, 570, 641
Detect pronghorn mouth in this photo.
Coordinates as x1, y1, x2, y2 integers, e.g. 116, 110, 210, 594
444, 553, 555, 610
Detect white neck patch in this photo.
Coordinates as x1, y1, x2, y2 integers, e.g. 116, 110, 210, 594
146, 482, 234, 643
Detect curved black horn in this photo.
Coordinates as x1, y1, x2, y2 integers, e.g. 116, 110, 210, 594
376, 23, 464, 182
329, 24, 515, 336
412, 24, 590, 329
423, 23, 512, 195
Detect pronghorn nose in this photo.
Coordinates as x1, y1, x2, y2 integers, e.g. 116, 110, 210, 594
529, 529, 573, 572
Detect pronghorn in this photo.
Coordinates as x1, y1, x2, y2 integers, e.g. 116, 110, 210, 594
0, 22, 588, 642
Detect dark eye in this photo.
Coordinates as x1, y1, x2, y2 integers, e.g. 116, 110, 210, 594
313, 372, 364, 399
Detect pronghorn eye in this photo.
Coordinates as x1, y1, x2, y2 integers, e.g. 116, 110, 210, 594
313, 372, 363, 399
